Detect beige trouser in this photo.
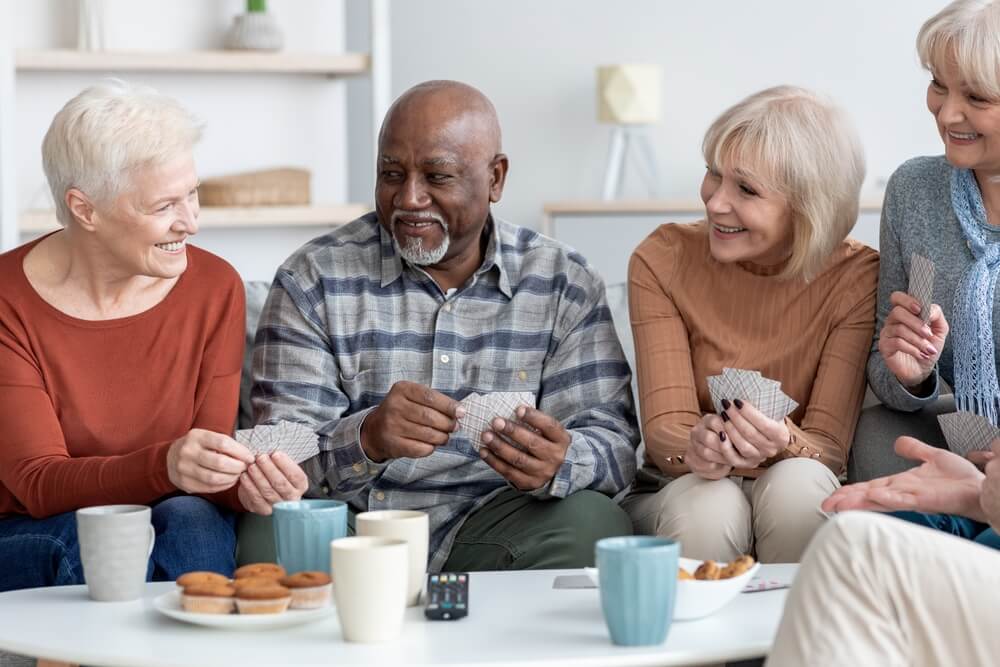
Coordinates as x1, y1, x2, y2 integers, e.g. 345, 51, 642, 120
622, 458, 839, 562
767, 512, 1000, 667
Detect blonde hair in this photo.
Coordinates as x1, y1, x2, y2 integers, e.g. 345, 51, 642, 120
42, 79, 203, 226
702, 85, 865, 280
917, 0, 1000, 101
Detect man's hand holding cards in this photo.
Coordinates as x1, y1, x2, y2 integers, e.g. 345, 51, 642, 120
461, 392, 572, 492
878, 254, 949, 388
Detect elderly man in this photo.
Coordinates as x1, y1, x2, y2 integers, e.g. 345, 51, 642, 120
767, 436, 1000, 665
252, 80, 638, 572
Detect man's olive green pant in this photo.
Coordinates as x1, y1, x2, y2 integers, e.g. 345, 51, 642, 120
236, 488, 632, 571
442, 488, 633, 571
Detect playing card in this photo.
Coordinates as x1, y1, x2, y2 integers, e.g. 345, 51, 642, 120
938, 411, 999, 457
457, 391, 535, 451
234, 421, 320, 464
909, 254, 935, 323
707, 368, 797, 421
706, 374, 726, 413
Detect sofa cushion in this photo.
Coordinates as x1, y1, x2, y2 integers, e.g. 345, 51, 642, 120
239, 281, 271, 430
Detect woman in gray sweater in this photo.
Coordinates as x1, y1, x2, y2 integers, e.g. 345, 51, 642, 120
841, 0, 1000, 551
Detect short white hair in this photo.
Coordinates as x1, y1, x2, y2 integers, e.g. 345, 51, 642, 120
702, 85, 865, 281
42, 79, 203, 226
918, 0, 1000, 101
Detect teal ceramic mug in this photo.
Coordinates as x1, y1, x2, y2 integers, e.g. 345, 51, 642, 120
272, 499, 348, 574
595, 536, 679, 646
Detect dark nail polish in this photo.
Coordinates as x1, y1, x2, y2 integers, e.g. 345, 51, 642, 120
734, 399, 744, 409
721, 412, 730, 422
721, 399, 732, 410
719, 431, 727, 441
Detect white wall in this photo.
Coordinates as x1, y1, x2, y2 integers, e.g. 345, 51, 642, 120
12, 1, 955, 285
12, 0, 351, 282
347, 0, 949, 284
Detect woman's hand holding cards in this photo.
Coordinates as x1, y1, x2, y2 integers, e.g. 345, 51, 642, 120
879, 291, 949, 389
718, 398, 791, 467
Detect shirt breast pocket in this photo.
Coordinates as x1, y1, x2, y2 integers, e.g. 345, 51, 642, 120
462, 364, 542, 397
338, 367, 422, 412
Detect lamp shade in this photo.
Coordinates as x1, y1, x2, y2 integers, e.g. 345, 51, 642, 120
596, 64, 661, 125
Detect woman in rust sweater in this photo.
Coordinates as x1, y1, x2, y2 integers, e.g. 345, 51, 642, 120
622, 86, 879, 562
0, 82, 307, 591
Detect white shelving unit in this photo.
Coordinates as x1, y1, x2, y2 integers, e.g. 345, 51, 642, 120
0, 1, 391, 251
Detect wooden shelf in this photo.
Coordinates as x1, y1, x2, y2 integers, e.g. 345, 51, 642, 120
19, 204, 370, 233
541, 197, 884, 236
15, 49, 369, 75
544, 197, 884, 216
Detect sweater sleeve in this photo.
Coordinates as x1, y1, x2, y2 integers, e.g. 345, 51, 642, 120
772, 253, 880, 475
867, 169, 941, 410
0, 334, 177, 518
628, 238, 701, 477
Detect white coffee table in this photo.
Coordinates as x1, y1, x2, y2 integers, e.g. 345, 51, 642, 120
0, 566, 796, 666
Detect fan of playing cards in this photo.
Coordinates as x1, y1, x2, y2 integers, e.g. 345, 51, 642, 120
234, 421, 320, 464
938, 411, 1000, 457
457, 391, 535, 451
706, 368, 798, 421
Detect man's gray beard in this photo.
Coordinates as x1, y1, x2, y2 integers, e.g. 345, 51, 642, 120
394, 233, 450, 266
391, 214, 450, 266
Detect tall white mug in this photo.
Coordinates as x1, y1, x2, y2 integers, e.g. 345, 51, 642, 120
76, 505, 155, 602
356, 510, 429, 606
330, 536, 408, 642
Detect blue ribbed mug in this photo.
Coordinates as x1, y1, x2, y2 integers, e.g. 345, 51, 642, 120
596, 536, 679, 646
272, 499, 348, 575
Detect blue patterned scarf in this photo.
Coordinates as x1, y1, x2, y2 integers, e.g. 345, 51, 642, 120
951, 167, 1000, 425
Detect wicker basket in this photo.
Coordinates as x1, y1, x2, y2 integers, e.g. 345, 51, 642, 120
198, 167, 310, 206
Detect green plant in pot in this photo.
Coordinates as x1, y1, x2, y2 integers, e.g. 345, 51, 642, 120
225, 0, 284, 51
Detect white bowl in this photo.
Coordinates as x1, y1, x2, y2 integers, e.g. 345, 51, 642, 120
585, 556, 760, 622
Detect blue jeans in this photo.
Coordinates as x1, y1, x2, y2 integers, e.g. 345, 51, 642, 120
890, 511, 1000, 550
0, 496, 237, 592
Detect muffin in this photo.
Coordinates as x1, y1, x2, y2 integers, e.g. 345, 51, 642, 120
233, 562, 286, 581
280, 571, 333, 609
176, 571, 231, 591
232, 575, 282, 592
180, 582, 236, 614
235, 583, 292, 615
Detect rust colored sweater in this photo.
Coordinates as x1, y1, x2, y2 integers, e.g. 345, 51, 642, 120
0, 237, 246, 517
629, 221, 879, 481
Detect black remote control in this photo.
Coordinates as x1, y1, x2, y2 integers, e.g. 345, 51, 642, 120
424, 572, 468, 620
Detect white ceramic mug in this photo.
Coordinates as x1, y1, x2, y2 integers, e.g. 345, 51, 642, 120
356, 510, 429, 606
76, 505, 155, 602
330, 536, 408, 642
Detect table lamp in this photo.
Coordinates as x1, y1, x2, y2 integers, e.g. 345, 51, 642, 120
596, 64, 662, 200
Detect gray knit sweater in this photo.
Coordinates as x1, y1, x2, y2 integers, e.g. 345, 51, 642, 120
868, 155, 1000, 410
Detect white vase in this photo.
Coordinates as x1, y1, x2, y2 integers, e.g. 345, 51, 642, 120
77, 0, 105, 51
224, 12, 284, 51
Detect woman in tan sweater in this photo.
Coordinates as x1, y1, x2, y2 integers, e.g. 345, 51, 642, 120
621, 86, 879, 562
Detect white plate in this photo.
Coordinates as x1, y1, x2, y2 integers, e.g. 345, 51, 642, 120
152, 590, 335, 629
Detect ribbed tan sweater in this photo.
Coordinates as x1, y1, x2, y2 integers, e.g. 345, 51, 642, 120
629, 221, 879, 479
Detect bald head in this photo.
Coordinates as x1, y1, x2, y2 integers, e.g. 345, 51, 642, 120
378, 80, 502, 160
